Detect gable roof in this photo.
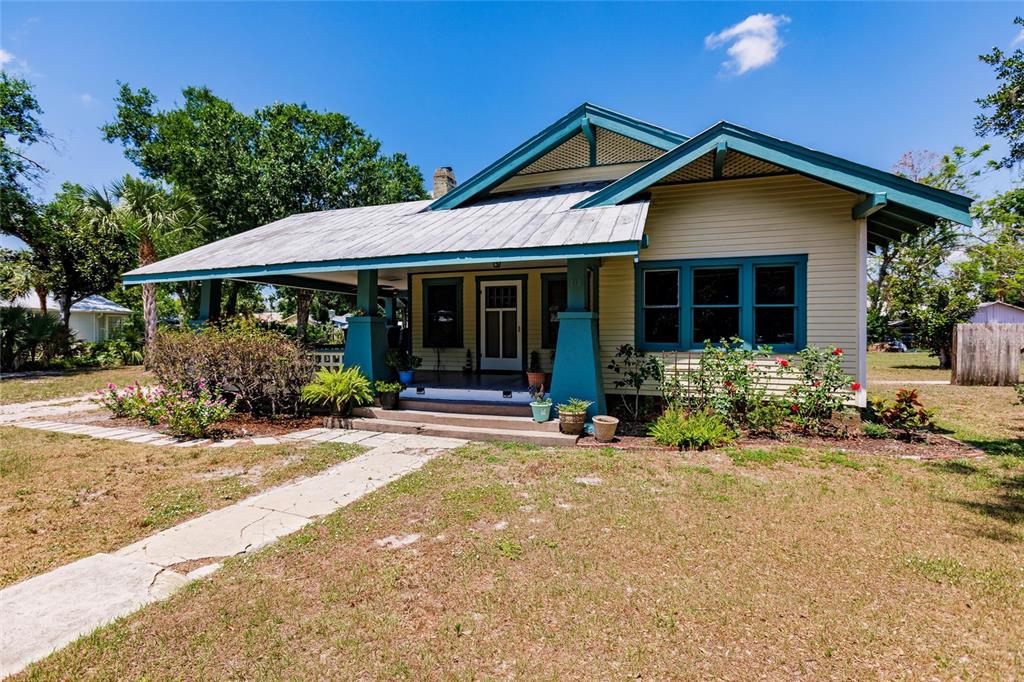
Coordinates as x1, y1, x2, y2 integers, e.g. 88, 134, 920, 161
573, 121, 974, 247
428, 103, 687, 211
4, 293, 132, 314
124, 184, 648, 285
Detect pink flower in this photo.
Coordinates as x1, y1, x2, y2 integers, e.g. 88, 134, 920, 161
851, 382, 862, 391
107, 383, 116, 389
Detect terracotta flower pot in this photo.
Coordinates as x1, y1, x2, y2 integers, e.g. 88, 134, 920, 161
559, 411, 586, 435
526, 371, 546, 391
379, 391, 399, 410
592, 415, 619, 443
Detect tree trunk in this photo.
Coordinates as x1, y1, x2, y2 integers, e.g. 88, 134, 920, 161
295, 289, 312, 345
58, 292, 72, 331
938, 346, 951, 370
139, 239, 159, 345
225, 281, 239, 317
35, 286, 48, 314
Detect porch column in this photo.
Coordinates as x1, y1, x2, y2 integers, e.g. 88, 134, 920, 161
550, 258, 606, 419
344, 269, 390, 381
197, 279, 222, 323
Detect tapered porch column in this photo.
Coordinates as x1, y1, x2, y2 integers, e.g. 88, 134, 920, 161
197, 279, 222, 323
343, 269, 390, 381
550, 258, 606, 419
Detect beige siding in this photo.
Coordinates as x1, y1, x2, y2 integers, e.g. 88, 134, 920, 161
411, 268, 565, 372
597, 175, 865, 401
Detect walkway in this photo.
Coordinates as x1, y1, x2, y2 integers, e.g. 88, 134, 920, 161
0, 429, 466, 677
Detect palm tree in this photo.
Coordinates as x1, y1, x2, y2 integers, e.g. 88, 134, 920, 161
0, 248, 49, 313
85, 177, 207, 345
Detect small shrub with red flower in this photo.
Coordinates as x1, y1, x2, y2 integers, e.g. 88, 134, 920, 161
785, 345, 856, 434
94, 381, 164, 423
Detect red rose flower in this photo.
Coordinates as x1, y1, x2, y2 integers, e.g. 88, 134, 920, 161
778, 359, 790, 367
851, 382, 861, 391
832, 348, 844, 355
790, 404, 799, 412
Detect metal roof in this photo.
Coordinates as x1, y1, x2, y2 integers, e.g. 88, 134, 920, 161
4, 294, 132, 314
125, 183, 649, 284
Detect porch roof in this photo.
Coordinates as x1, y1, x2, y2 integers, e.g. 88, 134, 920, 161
124, 183, 648, 285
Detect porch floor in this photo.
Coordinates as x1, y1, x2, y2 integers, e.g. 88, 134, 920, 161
400, 371, 532, 405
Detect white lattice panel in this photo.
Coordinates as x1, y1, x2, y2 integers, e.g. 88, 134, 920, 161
518, 133, 590, 174
723, 152, 787, 178
310, 350, 344, 369
595, 127, 663, 165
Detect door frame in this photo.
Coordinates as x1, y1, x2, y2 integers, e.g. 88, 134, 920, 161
474, 274, 528, 373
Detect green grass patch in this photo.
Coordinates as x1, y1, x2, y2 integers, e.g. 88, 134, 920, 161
142, 486, 207, 528
726, 446, 805, 467
817, 450, 864, 470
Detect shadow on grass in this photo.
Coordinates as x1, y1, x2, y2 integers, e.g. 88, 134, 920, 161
930, 460, 1024, 540
961, 436, 1024, 459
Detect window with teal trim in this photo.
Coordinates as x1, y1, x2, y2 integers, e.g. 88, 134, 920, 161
636, 255, 806, 352
423, 278, 462, 348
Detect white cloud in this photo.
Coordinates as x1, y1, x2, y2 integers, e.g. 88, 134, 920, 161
79, 93, 94, 105
0, 48, 14, 66
1013, 28, 1024, 47
705, 14, 791, 75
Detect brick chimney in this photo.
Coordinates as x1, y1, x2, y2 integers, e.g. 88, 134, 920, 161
433, 167, 457, 198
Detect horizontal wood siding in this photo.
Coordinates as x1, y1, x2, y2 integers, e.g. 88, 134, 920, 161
411, 268, 565, 372
598, 175, 863, 394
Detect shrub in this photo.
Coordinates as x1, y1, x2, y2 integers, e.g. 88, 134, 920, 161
556, 397, 593, 414
745, 399, 788, 437
786, 346, 856, 435
384, 348, 422, 372
146, 320, 314, 415
862, 422, 889, 439
1014, 383, 1024, 406
867, 388, 933, 438
607, 344, 664, 421
94, 381, 150, 419
373, 380, 403, 394
301, 367, 374, 415
163, 382, 235, 438
649, 409, 734, 451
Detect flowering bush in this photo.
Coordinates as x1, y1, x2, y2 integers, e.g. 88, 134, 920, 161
162, 382, 235, 438
94, 381, 161, 422
785, 346, 855, 434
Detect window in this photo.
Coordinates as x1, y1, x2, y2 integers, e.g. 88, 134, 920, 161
423, 278, 462, 348
541, 274, 567, 348
642, 269, 680, 346
637, 256, 806, 352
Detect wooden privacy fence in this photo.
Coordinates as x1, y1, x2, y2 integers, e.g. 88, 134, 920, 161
951, 323, 1024, 386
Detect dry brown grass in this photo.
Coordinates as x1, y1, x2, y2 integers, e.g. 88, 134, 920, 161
0, 427, 364, 587
21, 442, 1024, 680
0, 366, 148, 405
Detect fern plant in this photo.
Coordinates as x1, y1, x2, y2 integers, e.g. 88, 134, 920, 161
649, 409, 734, 451
300, 366, 373, 415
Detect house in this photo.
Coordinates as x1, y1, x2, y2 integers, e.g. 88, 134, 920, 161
124, 103, 973, 417
968, 301, 1024, 324
4, 293, 132, 343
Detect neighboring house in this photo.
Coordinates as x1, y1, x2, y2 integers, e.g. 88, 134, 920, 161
968, 301, 1024, 324
4, 294, 132, 343
125, 103, 973, 414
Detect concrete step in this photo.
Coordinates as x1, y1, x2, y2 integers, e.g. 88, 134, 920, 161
396, 397, 532, 418
344, 417, 577, 447
353, 406, 560, 432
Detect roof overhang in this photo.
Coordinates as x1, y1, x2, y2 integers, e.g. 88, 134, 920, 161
428, 103, 687, 211
573, 122, 974, 242
123, 240, 642, 286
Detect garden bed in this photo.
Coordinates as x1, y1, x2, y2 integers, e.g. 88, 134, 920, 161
63, 408, 323, 440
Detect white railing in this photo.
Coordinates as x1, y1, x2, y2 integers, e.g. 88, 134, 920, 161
309, 347, 344, 369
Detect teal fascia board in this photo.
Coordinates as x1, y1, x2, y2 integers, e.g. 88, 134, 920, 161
574, 122, 974, 226
123, 241, 641, 286
428, 103, 687, 211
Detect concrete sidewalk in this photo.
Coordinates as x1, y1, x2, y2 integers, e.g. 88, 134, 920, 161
0, 430, 465, 677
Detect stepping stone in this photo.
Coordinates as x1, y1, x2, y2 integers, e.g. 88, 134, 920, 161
308, 430, 343, 442
251, 437, 279, 446
148, 438, 179, 447
127, 433, 164, 444
210, 439, 240, 448
280, 428, 327, 441
325, 430, 376, 444
105, 430, 152, 441
172, 440, 209, 448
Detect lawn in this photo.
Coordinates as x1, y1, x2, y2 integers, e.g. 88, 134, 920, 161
18, 442, 1023, 680
0, 366, 148, 405
867, 352, 1023, 458
0, 427, 364, 588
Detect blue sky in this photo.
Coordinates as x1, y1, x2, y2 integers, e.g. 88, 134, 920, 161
1, 2, 1018, 250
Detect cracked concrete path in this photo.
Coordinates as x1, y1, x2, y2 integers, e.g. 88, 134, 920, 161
0, 432, 465, 677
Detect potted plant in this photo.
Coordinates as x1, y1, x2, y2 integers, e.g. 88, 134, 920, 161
529, 388, 552, 423
374, 379, 403, 410
300, 366, 374, 428
592, 415, 620, 442
385, 348, 422, 385
526, 350, 546, 391
556, 397, 592, 435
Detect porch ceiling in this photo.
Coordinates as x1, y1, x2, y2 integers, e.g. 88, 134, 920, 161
124, 183, 648, 286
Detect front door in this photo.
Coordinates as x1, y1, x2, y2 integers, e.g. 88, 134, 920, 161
479, 281, 522, 371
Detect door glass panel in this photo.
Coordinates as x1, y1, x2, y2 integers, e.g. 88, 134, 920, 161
501, 310, 517, 358
486, 286, 516, 309
485, 310, 500, 357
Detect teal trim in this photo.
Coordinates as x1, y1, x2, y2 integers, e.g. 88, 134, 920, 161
566, 258, 592, 311
240, 275, 356, 295
713, 141, 728, 180
540, 272, 567, 349
853, 192, 888, 219
197, 279, 222, 322
421, 277, 464, 349
581, 116, 597, 167
343, 316, 390, 382
573, 121, 973, 226
473, 274, 529, 373
549, 311, 606, 419
356, 269, 378, 313
123, 240, 641, 285
635, 255, 808, 353
428, 102, 686, 211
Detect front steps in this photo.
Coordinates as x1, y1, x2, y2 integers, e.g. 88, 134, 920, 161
348, 406, 576, 447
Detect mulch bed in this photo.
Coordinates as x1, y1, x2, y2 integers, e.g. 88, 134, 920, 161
64, 409, 322, 440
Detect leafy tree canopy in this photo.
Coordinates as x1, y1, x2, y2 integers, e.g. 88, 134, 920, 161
975, 16, 1024, 170
0, 73, 50, 237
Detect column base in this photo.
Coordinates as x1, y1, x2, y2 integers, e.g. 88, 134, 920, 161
342, 317, 390, 382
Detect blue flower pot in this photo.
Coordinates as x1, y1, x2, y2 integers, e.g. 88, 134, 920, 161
398, 370, 415, 385
530, 402, 552, 423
